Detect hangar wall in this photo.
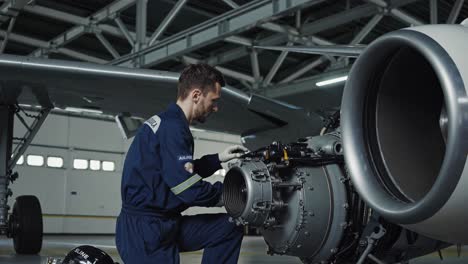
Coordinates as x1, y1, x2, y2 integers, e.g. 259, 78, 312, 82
9, 113, 240, 234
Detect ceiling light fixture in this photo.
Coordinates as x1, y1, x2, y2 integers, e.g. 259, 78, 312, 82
316, 75, 348, 87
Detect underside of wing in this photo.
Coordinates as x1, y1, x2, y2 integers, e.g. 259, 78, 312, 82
0, 55, 285, 135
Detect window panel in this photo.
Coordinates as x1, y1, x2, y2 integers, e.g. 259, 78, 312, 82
47, 157, 64, 168
27, 155, 44, 167
102, 161, 115, 172
90, 160, 101, 171
73, 159, 88, 170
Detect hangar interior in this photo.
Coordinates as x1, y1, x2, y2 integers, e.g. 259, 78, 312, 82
1, 0, 468, 263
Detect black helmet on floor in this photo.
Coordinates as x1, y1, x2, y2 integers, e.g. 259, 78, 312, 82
62, 245, 116, 264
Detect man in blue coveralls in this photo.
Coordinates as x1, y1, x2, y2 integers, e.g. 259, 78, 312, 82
116, 64, 248, 264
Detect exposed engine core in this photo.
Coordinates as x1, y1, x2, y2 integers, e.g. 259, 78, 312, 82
224, 133, 358, 263
224, 132, 449, 264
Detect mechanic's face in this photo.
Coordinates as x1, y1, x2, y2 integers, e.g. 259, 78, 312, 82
193, 82, 221, 123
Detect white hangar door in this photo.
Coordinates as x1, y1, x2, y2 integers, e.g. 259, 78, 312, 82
64, 149, 123, 234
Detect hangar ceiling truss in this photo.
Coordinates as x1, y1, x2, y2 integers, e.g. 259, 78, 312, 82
0, 0, 467, 95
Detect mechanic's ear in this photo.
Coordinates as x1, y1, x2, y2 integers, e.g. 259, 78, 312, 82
192, 88, 202, 103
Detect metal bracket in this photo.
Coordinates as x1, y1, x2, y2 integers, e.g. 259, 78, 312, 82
9, 106, 51, 171
253, 201, 271, 211
85, 22, 101, 34
251, 170, 268, 181
356, 224, 387, 264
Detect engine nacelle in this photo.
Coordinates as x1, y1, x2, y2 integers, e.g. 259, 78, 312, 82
341, 24, 468, 244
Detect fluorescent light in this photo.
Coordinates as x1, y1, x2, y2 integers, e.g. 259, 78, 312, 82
19, 104, 41, 108
316, 75, 348, 87
65, 107, 103, 114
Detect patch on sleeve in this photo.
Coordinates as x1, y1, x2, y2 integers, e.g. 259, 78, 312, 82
178, 155, 193, 161
184, 162, 194, 174
144, 115, 161, 134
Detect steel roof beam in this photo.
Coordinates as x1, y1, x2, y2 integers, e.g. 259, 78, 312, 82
207, 3, 378, 67
114, 17, 135, 46
446, 0, 464, 24
222, 3, 332, 47
29, 0, 137, 58
207, 0, 419, 68
182, 55, 255, 83
0, 30, 107, 63
148, 0, 188, 46
224, 36, 252, 46
260, 67, 351, 98
350, 13, 383, 44
263, 42, 292, 86
111, 0, 326, 67
221, 1, 328, 47
23, 5, 136, 40
95, 32, 120, 59
136, 0, 147, 51
24, 3, 254, 56
0, 0, 28, 25
279, 57, 326, 84
23, 5, 88, 25
366, 0, 424, 26
390, 8, 424, 26
0, 16, 15, 54
279, 11, 383, 84
250, 49, 261, 84
221, 0, 240, 9
300, 4, 379, 36
430, 0, 437, 24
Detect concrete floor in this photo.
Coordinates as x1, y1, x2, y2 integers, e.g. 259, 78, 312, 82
0, 235, 467, 264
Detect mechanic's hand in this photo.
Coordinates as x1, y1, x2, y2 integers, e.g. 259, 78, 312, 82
218, 145, 249, 162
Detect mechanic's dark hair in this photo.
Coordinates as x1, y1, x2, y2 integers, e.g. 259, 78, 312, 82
177, 64, 225, 100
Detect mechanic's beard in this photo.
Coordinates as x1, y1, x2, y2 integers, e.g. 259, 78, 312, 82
194, 105, 207, 124
196, 115, 206, 123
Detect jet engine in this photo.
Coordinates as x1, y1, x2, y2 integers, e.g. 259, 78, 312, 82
224, 131, 447, 263
341, 24, 468, 244
223, 23, 468, 262
223, 133, 358, 263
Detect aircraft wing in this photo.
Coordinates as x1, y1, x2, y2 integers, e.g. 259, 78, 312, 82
0, 54, 306, 136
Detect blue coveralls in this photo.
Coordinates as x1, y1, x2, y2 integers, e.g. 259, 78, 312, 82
116, 103, 243, 264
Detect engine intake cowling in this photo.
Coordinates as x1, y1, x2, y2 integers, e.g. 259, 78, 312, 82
341, 24, 468, 244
